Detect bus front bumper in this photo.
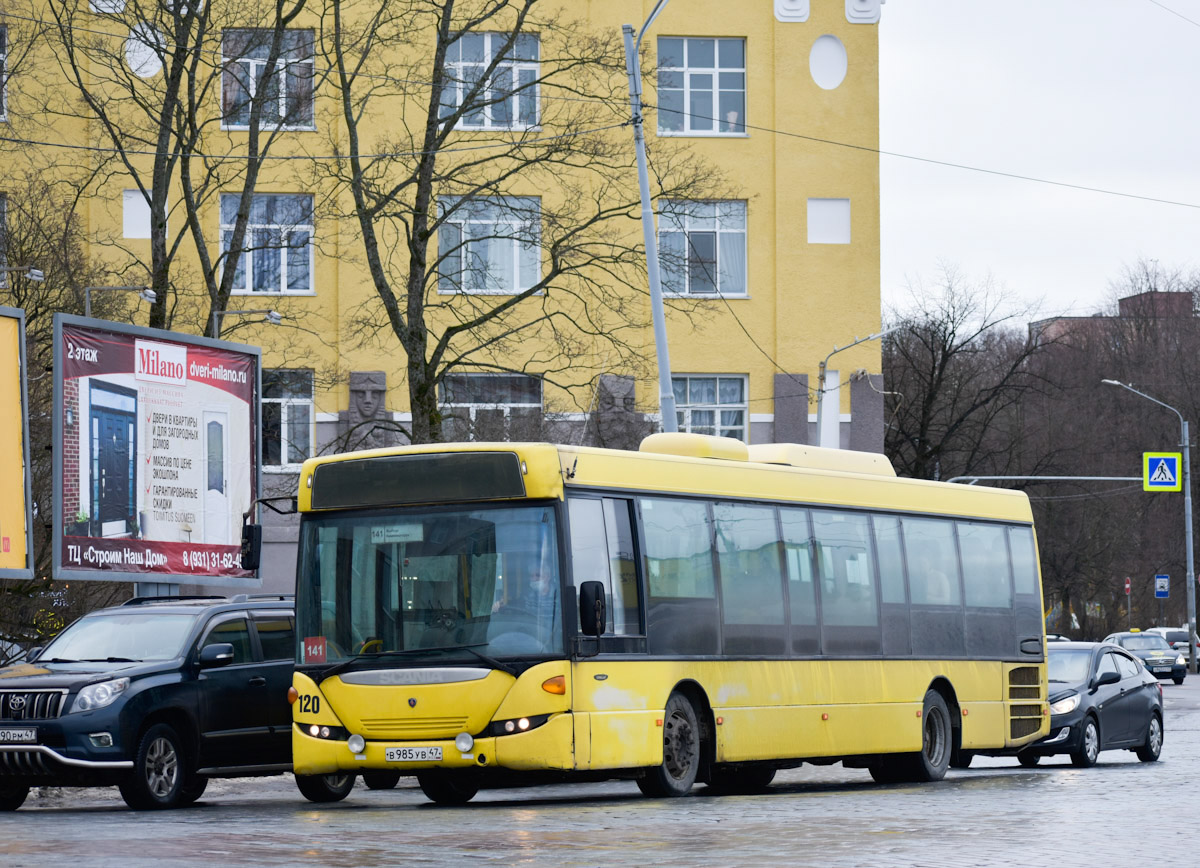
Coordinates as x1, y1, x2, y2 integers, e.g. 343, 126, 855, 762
292, 713, 574, 776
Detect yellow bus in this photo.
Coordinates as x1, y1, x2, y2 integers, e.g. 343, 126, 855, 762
285, 433, 1048, 804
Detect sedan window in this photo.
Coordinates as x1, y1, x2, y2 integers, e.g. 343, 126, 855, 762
1121, 635, 1172, 651
1047, 648, 1091, 683
1097, 652, 1120, 680
1115, 652, 1140, 679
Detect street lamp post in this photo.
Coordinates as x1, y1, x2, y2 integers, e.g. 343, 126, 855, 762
211, 309, 283, 339
1103, 378, 1197, 675
84, 286, 155, 318
622, 0, 676, 433
816, 328, 897, 448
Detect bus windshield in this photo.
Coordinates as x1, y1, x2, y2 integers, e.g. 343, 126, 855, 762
296, 503, 562, 665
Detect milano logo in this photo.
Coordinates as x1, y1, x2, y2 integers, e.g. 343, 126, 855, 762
134, 339, 187, 385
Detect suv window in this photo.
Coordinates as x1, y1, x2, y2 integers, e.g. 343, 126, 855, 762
203, 616, 255, 663
255, 614, 296, 661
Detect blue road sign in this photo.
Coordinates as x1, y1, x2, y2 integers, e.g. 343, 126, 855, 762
1144, 453, 1182, 492
1155, 574, 1169, 599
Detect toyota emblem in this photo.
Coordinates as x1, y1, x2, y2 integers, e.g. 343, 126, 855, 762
408, 698, 417, 708
9, 695, 26, 711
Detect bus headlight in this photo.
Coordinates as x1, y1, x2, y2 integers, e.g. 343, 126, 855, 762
348, 734, 366, 754
455, 732, 474, 752
487, 714, 551, 737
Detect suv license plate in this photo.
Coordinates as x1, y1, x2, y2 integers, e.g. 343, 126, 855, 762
0, 728, 36, 744
385, 746, 441, 762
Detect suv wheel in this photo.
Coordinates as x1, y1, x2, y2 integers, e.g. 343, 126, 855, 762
0, 783, 29, 811
119, 723, 189, 810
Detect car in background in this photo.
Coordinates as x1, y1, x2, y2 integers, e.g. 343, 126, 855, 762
1103, 630, 1186, 684
1145, 627, 1198, 660
0, 594, 353, 811
1016, 641, 1163, 768
1045, 633, 1072, 642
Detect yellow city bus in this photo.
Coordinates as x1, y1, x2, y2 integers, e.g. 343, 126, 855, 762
285, 433, 1048, 804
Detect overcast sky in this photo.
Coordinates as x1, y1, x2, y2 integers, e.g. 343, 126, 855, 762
878, 0, 1200, 319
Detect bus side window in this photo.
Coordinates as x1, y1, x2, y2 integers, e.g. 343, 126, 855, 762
957, 521, 1012, 608
567, 497, 642, 635
1008, 526, 1039, 595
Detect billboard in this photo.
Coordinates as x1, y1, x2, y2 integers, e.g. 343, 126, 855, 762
0, 307, 34, 579
53, 315, 261, 585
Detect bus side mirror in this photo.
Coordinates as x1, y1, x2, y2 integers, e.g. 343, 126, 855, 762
241, 522, 262, 570
579, 581, 606, 637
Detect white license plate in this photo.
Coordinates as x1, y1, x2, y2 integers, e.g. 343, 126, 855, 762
385, 746, 442, 762
1154, 666, 1172, 673
0, 728, 36, 744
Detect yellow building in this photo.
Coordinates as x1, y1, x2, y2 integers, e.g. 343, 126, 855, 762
0, 0, 884, 592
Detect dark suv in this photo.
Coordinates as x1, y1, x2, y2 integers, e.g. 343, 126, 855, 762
0, 594, 341, 810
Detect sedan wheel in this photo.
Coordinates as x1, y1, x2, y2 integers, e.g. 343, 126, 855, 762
1070, 717, 1100, 768
1136, 714, 1163, 762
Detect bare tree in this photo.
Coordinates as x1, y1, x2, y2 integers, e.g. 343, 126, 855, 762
5, 0, 316, 337
316, 0, 726, 443
883, 265, 1050, 481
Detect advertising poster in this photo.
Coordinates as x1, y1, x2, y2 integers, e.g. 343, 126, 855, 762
53, 315, 260, 584
0, 307, 33, 579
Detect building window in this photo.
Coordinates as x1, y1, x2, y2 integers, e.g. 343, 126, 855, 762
222, 29, 315, 130
221, 193, 313, 294
437, 196, 541, 295
673, 375, 747, 441
659, 200, 746, 295
657, 37, 745, 135
263, 369, 312, 469
440, 373, 541, 440
440, 32, 539, 130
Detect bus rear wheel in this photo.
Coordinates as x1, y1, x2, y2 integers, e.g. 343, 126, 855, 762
868, 690, 951, 784
637, 693, 701, 798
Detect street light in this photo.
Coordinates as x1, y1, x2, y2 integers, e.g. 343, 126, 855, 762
83, 286, 156, 317
211, 309, 283, 338
1102, 378, 1196, 675
622, 0, 677, 433
0, 265, 44, 282
816, 327, 898, 448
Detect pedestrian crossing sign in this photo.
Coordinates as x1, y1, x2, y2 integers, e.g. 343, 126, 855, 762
1143, 452, 1182, 491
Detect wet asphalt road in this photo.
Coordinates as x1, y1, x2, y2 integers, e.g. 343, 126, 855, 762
3, 680, 1199, 866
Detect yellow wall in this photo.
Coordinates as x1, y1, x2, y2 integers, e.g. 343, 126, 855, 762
0, 313, 30, 574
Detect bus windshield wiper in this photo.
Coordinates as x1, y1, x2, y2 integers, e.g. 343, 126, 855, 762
318, 643, 517, 681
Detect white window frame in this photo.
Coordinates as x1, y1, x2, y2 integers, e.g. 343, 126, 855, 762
673, 374, 748, 442
658, 200, 747, 296
656, 37, 746, 136
221, 193, 314, 296
440, 373, 542, 439
437, 196, 541, 295
221, 29, 315, 132
262, 369, 313, 471
441, 32, 539, 131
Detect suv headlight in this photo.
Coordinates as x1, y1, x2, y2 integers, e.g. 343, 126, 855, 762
1049, 693, 1080, 715
71, 678, 130, 713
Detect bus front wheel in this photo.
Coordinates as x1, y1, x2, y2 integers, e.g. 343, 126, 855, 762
637, 693, 701, 798
296, 772, 356, 803
417, 771, 479, 805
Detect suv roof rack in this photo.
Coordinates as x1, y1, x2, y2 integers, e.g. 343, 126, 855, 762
228, 594, 295, 602
123, 595, 228, 606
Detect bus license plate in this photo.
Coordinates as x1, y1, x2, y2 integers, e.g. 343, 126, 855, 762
0, 728, 36, 744
385, 746, 441, 762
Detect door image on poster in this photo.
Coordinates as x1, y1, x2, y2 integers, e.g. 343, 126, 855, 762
204, 408, 229, 544
89, 381, 137, 538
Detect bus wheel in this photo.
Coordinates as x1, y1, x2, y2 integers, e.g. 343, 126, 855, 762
949, 748, 974, 769
637, 693, 701, 798
296, 773, 356, 803
707, 765, 776, 794
0, 784, 29, 811
912, 690, 952, 782
362, 770, 402, 790
416, 772, 478, 805
868, 757, 907, 784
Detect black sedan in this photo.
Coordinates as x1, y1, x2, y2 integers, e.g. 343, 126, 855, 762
1016, 641, 1163, 768
1103, 631, 1187, 684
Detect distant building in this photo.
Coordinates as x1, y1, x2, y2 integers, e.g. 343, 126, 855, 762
1030, 291, 1194, 342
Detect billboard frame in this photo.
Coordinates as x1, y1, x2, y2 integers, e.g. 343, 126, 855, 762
52, 314, 263, 587
0, 306, 35, 580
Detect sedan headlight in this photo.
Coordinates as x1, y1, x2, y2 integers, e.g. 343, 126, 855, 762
1177, 655, 1186, 666
1049, 693, 1080, 715
71, 678, 130, 713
